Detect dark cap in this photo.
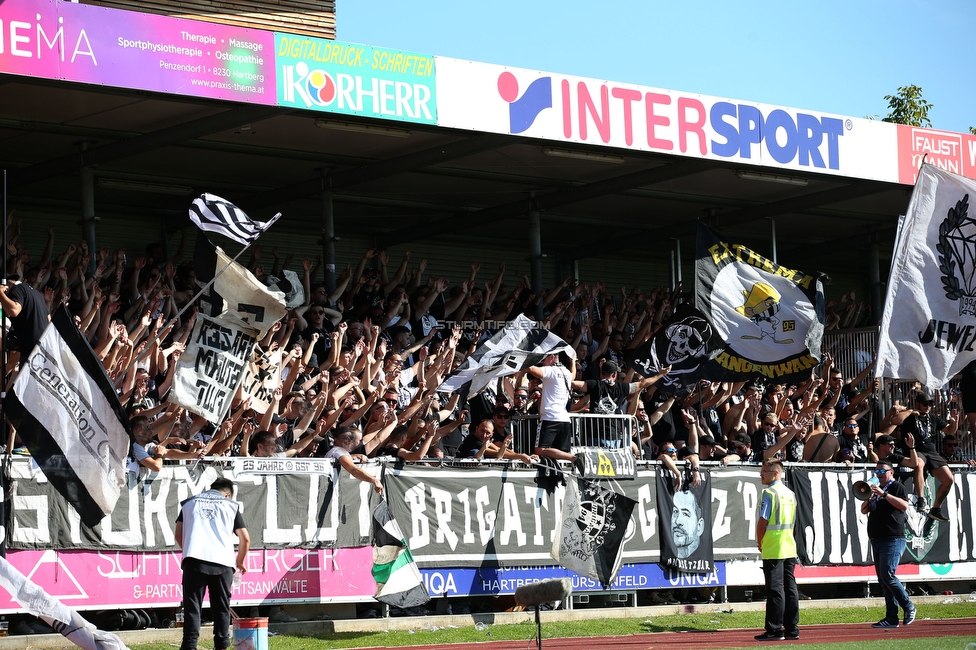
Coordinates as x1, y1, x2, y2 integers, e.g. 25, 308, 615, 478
915, 387, 935, 404
733, 433, 751, 446
493, 407, 512, 416
876, 434, 896, 446
602, 361, 620, 374
698, 435, 717, 446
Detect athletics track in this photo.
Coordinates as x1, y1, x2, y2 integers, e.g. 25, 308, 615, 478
370, 616, 976, 649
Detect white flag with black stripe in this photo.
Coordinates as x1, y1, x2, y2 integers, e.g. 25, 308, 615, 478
7, 308, 130, 529
438, 314, 575, 395
189, 193, 280, 245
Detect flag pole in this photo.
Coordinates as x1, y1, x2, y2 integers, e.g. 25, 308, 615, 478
2, 169, 10, 459
119, 238, 258, 378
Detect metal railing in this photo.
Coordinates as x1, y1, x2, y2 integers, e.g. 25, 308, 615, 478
508, 413, 635, 455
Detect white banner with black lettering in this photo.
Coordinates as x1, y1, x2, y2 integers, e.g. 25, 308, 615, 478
240, 348, 283, 414
170, 314, 257, 423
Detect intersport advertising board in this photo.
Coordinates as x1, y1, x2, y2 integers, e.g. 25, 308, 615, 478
435, 57, 900, 182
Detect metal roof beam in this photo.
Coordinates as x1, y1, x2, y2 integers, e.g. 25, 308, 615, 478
240, 133, 512, 210
561, 180, 893, 262
9, 105, 283, 189
379, 159, 719, 248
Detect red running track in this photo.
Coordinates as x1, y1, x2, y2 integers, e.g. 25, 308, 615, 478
363, 617, 976, 649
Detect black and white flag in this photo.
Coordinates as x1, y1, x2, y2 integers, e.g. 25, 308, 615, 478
193, 233, 287, 338
877, 164, 976, 388
625, 304, 713, 396
189, 193, 281, 245
696, 223, 824, 384
438, 314, 574, 395
6, 308, 130, 528
0, 555, 129, 649
657, 470, 715, 574
372, 500, 430, 609
551, 476, 636, 587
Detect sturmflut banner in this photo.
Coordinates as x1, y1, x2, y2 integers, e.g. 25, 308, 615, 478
876, 163, 976, 388
170, 314, 257, 423
696, 224, 825, 384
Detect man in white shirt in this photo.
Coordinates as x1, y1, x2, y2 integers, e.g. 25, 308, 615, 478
527, 351, 578, 465
175, 478, 249, 650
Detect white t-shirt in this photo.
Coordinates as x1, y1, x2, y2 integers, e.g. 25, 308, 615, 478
538, 364, 572, 423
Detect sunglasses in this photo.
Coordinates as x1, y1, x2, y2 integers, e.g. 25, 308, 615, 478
664, 447, 677, 454
873, 468, 889, 475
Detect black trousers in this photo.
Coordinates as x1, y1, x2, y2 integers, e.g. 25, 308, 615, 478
762, 557, 799, 635
181, 560, 234, 650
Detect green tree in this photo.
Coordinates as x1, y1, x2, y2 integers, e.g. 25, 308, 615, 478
882, 85, 933, 127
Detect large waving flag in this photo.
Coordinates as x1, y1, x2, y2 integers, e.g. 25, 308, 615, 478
877, 164, 976, 388
624, 304, 713, 396
551, 476, 636, 587
189, 193, 281, 245
695, 224, 824, 384
6, 308, 130, 528
372, 500, 430, 609
438, 314, 574, 395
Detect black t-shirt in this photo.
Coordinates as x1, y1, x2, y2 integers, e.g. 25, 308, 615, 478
901, 412, 947, 454
867, 479, 907, 538
6, 282, 49, 353
584, 380, 633, 415
455, 433, 484, 459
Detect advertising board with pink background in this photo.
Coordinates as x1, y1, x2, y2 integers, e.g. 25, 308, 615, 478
0, 0, 275, 103
0, 547, 376, 612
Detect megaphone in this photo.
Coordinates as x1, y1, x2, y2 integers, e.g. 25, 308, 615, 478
852, 481, 873, 500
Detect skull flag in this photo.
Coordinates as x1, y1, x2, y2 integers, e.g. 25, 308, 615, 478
877, 164, 976, 388
624, 304, 713, 396
695, 223, 825, 384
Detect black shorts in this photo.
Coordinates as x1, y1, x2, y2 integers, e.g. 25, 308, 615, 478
917, 449, 949, 474
535, 421, 573, 453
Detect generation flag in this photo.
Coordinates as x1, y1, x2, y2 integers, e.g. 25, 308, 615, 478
657, 470, 715, 574
876, 163, 976, 388
624, 304, 713, 395
695, 223, 824, 384
193, 232, 287, 338
371, 500, 430, 608
189, 193, 281, 246
551, 476, 636, 587
438, 314, 574, 395
5, 308, 130, 529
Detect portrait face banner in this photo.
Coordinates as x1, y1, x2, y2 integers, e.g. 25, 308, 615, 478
695, 223, 825, 384
656, 470, 715, 574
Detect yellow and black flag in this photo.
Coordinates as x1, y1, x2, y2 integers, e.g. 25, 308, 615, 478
695, 224, 825, 384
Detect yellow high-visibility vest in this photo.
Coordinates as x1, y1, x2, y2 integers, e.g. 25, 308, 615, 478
760, 482, 797, 560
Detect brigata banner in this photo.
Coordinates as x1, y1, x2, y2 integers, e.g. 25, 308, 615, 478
0, 0, 275, 103
276, 34, 436, 124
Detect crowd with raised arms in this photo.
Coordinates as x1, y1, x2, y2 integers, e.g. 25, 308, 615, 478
0, 217, 971, 493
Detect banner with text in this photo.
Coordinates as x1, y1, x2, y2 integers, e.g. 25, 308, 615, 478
0, 0, 275, 104
276, 34, 436, 124
170, 314, 257, 423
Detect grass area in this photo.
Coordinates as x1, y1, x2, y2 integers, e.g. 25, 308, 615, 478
128, 602, 976, 650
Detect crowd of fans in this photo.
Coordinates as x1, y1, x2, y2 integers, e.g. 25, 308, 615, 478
0, 219, 972, 493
